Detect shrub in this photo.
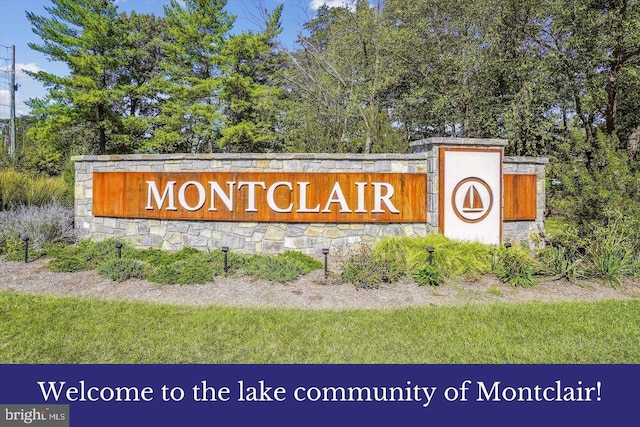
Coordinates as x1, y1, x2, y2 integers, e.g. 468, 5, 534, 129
47, 253, 93, 272
413, 264, 445, 286
0, 169, 27, 210
340, 245, 401, 289
492, 245, 538, 287
277, 250, 323, 274
97, 259, 145, 282
0, 203, 76, 252
585, 224, 637, 287
537, 245, 583, 281
146, 260, 215, 285
376, 234, 493, 279
0, 169, 69, 210
243, 252, 322, 283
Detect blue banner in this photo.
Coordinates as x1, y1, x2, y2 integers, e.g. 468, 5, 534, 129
0, 364, 634, 426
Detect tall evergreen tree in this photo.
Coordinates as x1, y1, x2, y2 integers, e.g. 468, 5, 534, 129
26, 0, 124, 155
151, 0, 234, 153
218, 5, 285, 153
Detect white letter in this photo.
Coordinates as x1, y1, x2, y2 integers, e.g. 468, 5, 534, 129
178, 181, 206, 212
321, 182, 352, 213
296, 182, 320, 213
267, 181, 293, 213
37, 382, 65, 401
477, 381, 501, 402
238, 182, 266, 212
208, 181, 235, 212
372, 182, 400, 213
146, 181, 177, 211
355, 182, 368, 213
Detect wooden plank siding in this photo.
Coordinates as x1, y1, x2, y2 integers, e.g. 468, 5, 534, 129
503, 174, 537, 221
92, 171, 428, 223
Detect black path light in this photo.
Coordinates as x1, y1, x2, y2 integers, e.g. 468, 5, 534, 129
504, 242, 512, 249
322, 248, 330, 279
427, 246, 435, 265
221, 246, 229, 276
115, 242, 123, 259
23, 236, 29, 263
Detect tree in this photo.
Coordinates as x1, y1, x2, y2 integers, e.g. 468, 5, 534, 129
151, 0, 234, 153
283, 1, 405, 154
110, 11, 167, 153
26, 0, 125, 155
218, 5, 285, 152
530, 0, 640, 153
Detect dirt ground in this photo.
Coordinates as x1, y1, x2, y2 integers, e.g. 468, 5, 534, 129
1, 258, 638, 309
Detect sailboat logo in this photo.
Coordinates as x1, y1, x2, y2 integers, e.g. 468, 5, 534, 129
462, 185, 484, 213
451, 177, 493, 223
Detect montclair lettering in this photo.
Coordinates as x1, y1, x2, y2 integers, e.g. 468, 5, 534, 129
476, 380, 601, 402
145, 180, 400, 214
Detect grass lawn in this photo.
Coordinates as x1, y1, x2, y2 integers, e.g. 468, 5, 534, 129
0, 291, 638, 364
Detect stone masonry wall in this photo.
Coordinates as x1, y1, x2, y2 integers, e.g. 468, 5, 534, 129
73, 149, 548, 255
73, 153, 434, 256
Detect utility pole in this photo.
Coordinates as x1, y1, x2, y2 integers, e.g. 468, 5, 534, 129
9, 44, 16, 157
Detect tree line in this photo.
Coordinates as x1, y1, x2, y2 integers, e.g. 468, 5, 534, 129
2, 1, 640, 175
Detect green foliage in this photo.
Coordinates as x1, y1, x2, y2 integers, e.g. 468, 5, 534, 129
584, 224, 638, 287
42, 240, 322, 284
0, 169, 26, 210
150, 0, 234, 153
277, 250, 324, 273
549, 133, 640, 235
243, 251, 323, 283
376, 234, 493, 279
218, 6, 285, 153
97, 259, 145, 282
0, 169, 69, 210
1, 239, 30, 261
492, 245, 538, 287
47, 253, 93, 273
537, 245, 583, 281
341, 245, 406, 289
27, 0, 123, 155
145, 258, 217, 285
413, 264, 445, 287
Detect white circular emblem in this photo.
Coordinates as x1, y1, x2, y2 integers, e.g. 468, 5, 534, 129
451, 177, 493, 223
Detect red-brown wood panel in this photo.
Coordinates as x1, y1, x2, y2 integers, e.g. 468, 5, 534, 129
92, 172, 427, 223
503, 174, 537, 221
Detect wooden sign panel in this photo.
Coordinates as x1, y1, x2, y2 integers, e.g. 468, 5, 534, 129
93, 172, 427, 223
503, 174, 537, 221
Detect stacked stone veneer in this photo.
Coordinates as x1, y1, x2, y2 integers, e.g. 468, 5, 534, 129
73, 153, 435, 256
73, 139, 548, 255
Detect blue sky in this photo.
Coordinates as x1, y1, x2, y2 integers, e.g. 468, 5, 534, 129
0, 0, 357, 119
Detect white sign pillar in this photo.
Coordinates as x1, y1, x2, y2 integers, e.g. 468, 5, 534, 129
412, 138, 507, 245
440, 147, 503, 244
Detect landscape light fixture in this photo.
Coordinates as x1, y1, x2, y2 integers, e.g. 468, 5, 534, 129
504, 242, 512, 249
322, 248, 330, 279
115, 242, 123, 259
427, 246, 435, 265
23, 236, 29, 263
221, 246, 229, 275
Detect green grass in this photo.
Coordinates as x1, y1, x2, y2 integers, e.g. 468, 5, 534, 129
0, 292, 638, 364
